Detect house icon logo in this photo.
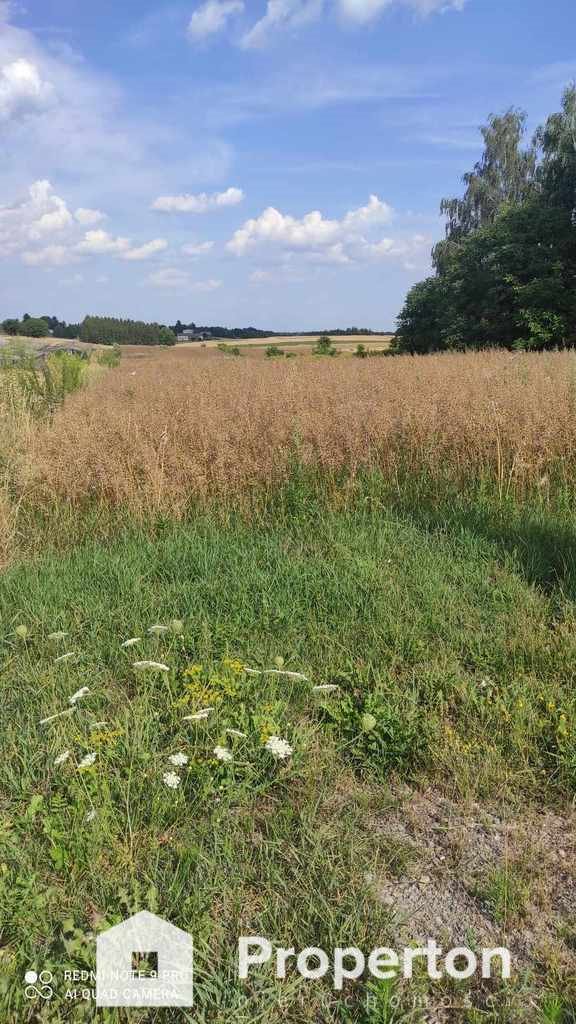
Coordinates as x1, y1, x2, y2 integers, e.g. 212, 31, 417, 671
95, 910, 193, 1007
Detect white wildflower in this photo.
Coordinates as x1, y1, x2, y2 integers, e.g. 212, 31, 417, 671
213, 746, 233, 762
90, 721, 108, 728
265, 736, 293, 760
121, 637, 142, 648
312, 684, 340, 692
68, 686, 90, 705
47, 631, 68, 641
264, 670, 308, 680
54, 750, 70, 766
168, 752, 189, 766
163, 771, 181, 789
39, 708, 74, 725
183, 707, 214, 721
148, 625, 169, 635
133, 661, 170, 672
85, 808, 97, 822
226, 728, 246, 738
55, 652, 78, 663
78, 752, 97, 770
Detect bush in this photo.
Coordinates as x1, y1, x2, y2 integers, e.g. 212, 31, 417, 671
265, 345, 286, 358
97, 345, 122, 368
217, 343, 242, 356
313, 335, 337, 356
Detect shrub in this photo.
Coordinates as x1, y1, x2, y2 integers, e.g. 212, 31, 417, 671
314, 335, 337, 356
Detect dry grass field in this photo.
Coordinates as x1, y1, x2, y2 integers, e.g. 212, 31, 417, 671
179, 333, 395, 351
17, 345, 576, 518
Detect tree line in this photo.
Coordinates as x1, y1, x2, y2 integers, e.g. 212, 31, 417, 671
395, 85, 576, 353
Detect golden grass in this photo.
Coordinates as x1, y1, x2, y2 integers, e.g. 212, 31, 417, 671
18, 346, 576, 517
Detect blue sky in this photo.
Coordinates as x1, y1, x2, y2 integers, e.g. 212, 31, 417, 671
0, 0, 574, 330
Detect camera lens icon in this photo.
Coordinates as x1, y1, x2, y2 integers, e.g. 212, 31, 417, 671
24, 969, 54, 1000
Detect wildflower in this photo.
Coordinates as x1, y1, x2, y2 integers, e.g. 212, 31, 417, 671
15, 624, 29, 639
214, 746, 233, 762
184, 664, 203, 677
121, 637, 142, 648
264, 736, 293, 760
54, 750, 70, 766
312, 684, 339, 692
78, 752, 97, 770
148, 625, 169, 635
133, 661, 170, 672
90, 720, 108, 728
47, 631, 68, 641
85, 809, 97, 822
264, 670, 308, 680
163, 771, 181, 789
226, 728, 247, 738
55, 652, 78, 663
168, 752, 189, 766
183, 707, 214, 721
39, 708, 74, 725
68, 686, 90, 705
170, 620, 185, 634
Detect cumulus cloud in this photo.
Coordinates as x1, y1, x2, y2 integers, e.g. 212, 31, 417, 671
227, 194, 393, 257
147, 266, 222, 290
240, 0, 323, 48
0, 179, 74, 253
0, 57, 54, 122
74, 207, 106, 226
188, 0, 244, 40
152, 187, 244, 213
76, 229, 131, 255
182, 240, 215, 256
120, 238, 168, 261
22, 245, 75, 267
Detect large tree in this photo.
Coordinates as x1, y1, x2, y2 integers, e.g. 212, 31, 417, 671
396, 88, 576, 354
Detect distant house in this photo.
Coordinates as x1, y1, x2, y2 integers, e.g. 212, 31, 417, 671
176, 329, 211, 342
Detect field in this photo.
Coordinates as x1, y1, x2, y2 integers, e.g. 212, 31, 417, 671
1, 344, 576, 1023
176, 333, 394, 352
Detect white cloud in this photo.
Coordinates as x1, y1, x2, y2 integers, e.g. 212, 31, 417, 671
0, 179, 74, 253
75, 207, 106, 226
338, 0, 464, 24
240, 0, 323, 48
76, 229, 131, 255
22, 245, 75, 267
182, 240, 215, 256
0, 57, 54, 122
188, 0, 244, 40
152, 187, 244, 213
120, 238, 168, 261
227, 194, 393, 256
147, 266, 222, 291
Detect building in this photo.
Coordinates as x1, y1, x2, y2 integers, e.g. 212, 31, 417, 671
176, 329, 211, 342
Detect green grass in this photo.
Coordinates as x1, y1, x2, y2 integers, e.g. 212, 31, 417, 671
1, 494, 576, 1020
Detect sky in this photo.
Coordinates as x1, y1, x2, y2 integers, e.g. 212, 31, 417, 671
0, 0, 574, 330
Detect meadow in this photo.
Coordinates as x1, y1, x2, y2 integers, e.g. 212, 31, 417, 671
1, 344, 576, 1023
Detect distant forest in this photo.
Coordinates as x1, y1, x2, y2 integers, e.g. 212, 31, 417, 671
2, 314, 390, 345
395, 85, 576, 353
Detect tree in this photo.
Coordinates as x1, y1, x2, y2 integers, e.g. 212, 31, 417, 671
21, 317, 50, 338
2, 318, 21, 335
396, 89, 576, 354
433, 108, 537, 273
